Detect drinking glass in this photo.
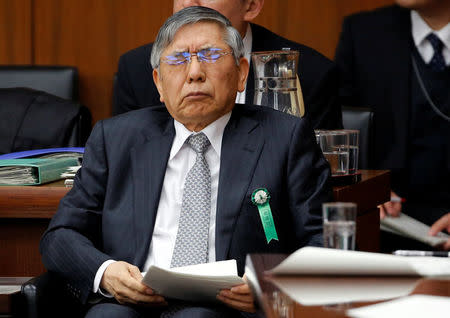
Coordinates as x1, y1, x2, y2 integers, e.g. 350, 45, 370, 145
322, 202, 357, 250
343, 130, 359, 174
314, 129, 324, 146
319, 131, 349, 176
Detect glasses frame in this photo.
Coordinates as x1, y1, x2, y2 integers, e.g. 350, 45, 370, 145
161, 47, 233, 66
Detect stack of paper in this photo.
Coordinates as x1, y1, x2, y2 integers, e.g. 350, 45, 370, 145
347, 295, 450, 318
381, 213, 449, 246
142, 260, 244, 302
268, 247, 450, 276
60, 165, 81, 187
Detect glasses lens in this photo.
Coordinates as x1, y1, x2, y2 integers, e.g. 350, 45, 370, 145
164, 52, 190, 65
198, 48, 223, 63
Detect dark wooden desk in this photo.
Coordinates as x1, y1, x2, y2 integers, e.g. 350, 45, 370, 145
0, 170, 389, 276
0, 277, 31, 317
246, 254, 450, 318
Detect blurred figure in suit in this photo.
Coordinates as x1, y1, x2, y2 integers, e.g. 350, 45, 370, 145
335, 0, 450, 250
114, 0, 342, 130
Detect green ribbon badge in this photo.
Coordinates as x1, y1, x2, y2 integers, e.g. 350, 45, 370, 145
251, 188, 278, 244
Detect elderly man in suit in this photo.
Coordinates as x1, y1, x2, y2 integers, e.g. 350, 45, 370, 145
41, 6, 330, 318
113, 0, 342, 130
335, 0, 450, 250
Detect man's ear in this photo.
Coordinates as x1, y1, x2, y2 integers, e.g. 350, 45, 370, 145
237, 57, 249, 92
152, 68, 165, 103
243, 0, 264, 22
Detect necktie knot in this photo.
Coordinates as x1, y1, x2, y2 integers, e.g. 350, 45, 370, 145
426, 33, 446, 72
187, 132, 210, 154
427, 33, 443, 53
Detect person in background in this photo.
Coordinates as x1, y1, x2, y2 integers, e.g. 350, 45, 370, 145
41, 7, 330, 317
335, 0, 450, 250
429, 213, 450, 250
114, 0, 342, 130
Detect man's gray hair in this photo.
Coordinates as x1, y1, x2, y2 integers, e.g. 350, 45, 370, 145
150, 6, 245, 69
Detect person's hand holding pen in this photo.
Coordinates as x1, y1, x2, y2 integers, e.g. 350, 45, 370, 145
429, 213, 450, 251
379, 191, 405, 219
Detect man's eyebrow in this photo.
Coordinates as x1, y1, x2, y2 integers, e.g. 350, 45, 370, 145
169, 48, 189, 54
169, 44, 216, 54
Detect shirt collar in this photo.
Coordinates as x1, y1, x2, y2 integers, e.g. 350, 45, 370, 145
411, 10, 450, 51
170, 112, 232, 160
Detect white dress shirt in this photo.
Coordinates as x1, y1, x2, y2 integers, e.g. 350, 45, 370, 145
235, 24, 253, 104
93, 112, 231, 295
411, 10, 450, 66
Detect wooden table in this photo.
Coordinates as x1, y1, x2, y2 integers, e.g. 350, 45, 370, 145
0, 277, 31, 317
246, 254, 450, 318
0, 170, 390, 276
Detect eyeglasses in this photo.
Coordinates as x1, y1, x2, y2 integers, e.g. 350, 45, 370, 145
161, 48, 233, 66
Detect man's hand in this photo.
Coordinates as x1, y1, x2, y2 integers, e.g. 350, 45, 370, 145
217, 275, 255, 313
100, 261, 167, 306
429, 213, 450, 250
379, 191, 402, 219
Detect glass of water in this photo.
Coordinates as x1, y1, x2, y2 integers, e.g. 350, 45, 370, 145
322, 202, 357, 250
319, 131, 349, 175
342, 130, 359, 174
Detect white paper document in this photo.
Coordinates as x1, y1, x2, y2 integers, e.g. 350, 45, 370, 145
381, 213, 449, 247
0, 285, 21, 294
142, 260, 244, 302
270, 277, 419, 306
347, 295, 450, 318
269, 247, 450, 276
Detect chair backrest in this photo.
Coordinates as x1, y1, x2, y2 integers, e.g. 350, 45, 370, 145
0, 66, 78, 100
0, 88, 91, 154
342, 106, 374, 169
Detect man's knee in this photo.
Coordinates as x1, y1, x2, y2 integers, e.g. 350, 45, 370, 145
172, 306, 238, 318
85, 303, 142, 318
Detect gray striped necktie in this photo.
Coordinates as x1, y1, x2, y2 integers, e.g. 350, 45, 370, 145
170, 132, 211, 268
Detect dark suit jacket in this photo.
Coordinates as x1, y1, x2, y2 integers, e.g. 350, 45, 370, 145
113, 23, 342, 129
335, 5, 412, 171
40, 104, 331, 304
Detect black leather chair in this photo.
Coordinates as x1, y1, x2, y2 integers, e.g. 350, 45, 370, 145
0, 66, 78, 100
0, 88, 91, 154
20, 272, 86, 318
342, 106, 374, 169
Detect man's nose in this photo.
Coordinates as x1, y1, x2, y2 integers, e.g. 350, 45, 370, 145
187, 56, 206, 83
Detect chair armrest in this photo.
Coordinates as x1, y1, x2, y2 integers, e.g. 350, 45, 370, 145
21, 272, 85, 318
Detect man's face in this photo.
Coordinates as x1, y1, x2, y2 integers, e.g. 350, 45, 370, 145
173, 0, 250, 35
153, 22, 249, 131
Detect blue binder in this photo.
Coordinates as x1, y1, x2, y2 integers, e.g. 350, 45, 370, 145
0, 147, 84, 160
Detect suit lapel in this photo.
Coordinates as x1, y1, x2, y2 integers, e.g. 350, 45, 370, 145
131, 118, 175, 268
215, 106, 264, 260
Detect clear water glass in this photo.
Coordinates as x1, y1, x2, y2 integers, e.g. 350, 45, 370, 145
322, 202, 357, 250
342, 130, 359, 174
319, 131, 349, 176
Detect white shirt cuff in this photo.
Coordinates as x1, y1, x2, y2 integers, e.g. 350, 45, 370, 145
93, 259, 116, 298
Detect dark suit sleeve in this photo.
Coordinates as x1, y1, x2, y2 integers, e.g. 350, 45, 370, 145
113, 54, 141, 115
40, 121, 112, 304
334, 16, 358, 107
302, 60, 343, 130
288, 118, 332, 247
